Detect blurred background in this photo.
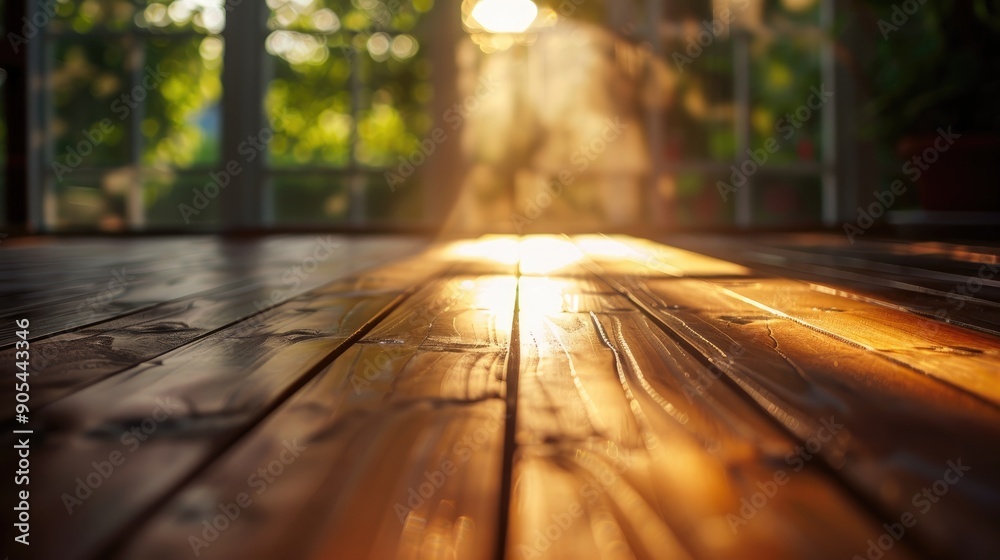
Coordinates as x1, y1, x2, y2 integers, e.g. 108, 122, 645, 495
1, 0, 997, 234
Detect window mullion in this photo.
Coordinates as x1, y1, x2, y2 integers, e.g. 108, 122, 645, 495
220, 1, 267, 230
733, 28, 752, 228
820, 0, 838, 226
127, 31, 146, 230
348, 37, 366, 225
28, 0, 49, 231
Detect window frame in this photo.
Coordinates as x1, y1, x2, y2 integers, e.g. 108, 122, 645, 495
12, 0, 846, 232
637, 0, 840, 228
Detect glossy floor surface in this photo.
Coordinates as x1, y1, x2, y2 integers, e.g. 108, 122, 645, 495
2, 234, 999, 560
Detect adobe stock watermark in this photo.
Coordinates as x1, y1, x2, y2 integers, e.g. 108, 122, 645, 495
726, 416, 844, 533
178, 113, 287, 223
718, 84, 833, 201
877, 0, 928, 40
902, 258, 999, 341
60, 397, 181, 514
188, 439, 307, 556
627, 243, 747, 401
942, 262, 998, 313
385, 74, 498, 192
393, 406, 507, 524
334, 0, 400, 59
852, 459, 970, 560
672, 0, 751, 72
52, 64, 170, 180
6, 0, 58, 53
74, 267, 135, 323
350, 279, 470, 394
511, 117, 628, 232
247, 235, 341, 323
681, 341, 746, 402
518, 449, 634, 558
843, 126, 960, 243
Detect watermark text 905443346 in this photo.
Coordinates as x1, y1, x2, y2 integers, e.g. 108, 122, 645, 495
13, 318, 33, 546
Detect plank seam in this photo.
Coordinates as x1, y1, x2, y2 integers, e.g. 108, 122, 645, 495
95, 267, 451, 560
495, 259, 521, 560
569, 236, 941, 560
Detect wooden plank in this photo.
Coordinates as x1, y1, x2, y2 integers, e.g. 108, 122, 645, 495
109, 274, 516, 560
364, 275, 517, 350
6, 233, 1000, 560
115, 396, 507, 560
716, 278, 1000, 407
0, 238, 237, 342
601, 273, 1000, 558
0, 241, 430, 416
726, 258, 1000, 336
510, 274, 915, 559
669, 233, 1000, 275
574, 235, 753, 278
665, 234, 1000, 329
736, 245, 1000, 303
12, 255, 448, 560
0, 236, 426, 345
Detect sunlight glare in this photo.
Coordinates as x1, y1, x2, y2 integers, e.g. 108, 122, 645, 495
450, 237, 521, 265
518, 237, 583, 275
471, 0, 539, 33
468, 276, 518, 320
519, 277, 577, 317
574, 236, 642, 261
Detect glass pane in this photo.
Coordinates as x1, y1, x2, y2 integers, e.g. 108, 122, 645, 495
659, 36, 735, 162
270, 172, 424, 225
52, 174, 129, 230
52, 0, 135, 32
763, 0, 820, 27
671, 169, 736, 227
752, 174, 822, 225
749, 35, 824, 165
268, 0, 347, 33
664, 0, 718, 21
137, 0, 227, 34
266, 32, 353, 167
143, 171, 223, 227
363, 170, 422, 223
50, 37, 132, 169
271, 174, 352, 224
143, 36, 223, 168
702, 1, 820, 30
355, 51, 430, 167
268, 0, 433, 32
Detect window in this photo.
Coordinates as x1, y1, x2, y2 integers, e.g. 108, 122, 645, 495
264, 0, 432, 227
13, 0, 839, 231
444, 0, 839, 231
658, 0, 838, 228
28, 0, 432, 231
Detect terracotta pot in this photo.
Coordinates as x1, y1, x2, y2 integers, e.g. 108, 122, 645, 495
897, 133, 1000, 212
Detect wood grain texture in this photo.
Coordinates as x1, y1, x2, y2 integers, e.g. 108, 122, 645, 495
0, 237, 427, 417
0, 236, 425, 345
510, 269, 917, 560
11, 249, 447, 560
112, 273, 517, 560
584, 267, 1000, 558
3, 234, 999, 560
668, 233, 1000, 334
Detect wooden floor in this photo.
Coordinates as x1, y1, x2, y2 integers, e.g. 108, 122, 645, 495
2, 233, 999, 560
